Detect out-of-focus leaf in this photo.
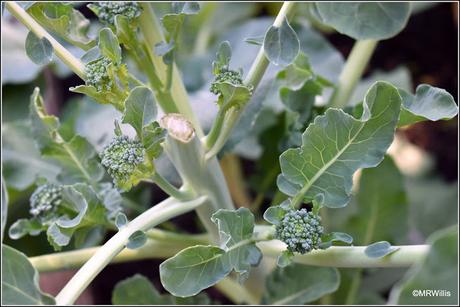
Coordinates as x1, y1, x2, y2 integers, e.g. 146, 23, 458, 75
126, 230, 147, 249
313, 2, 411, 40
389, 226, 458, 304
1, 244, 55, 305
262, 264, 340, 304
1, 178, 8, 242
398, 84, 458, 127
142, 121, 166, 160
27, 2, 95, 50
25, 31, 53, 65
263, 17, 299, 66
112, 274, 211, 305
2, 121, 60, 190
365, 241, 400, 258
278, 82, 401, 208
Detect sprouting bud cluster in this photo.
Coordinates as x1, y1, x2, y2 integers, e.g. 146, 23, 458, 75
100, 135, 145, 187
92, 2, 142, 25
275, 208, 323, 254
85, 57, 113, 91
29, 184, 63, 219
210, 69, 244, 95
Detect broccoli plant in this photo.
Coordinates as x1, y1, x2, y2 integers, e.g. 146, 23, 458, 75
2, 1, 458, 306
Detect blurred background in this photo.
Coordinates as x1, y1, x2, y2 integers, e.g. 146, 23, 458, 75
2, 2, 458, 304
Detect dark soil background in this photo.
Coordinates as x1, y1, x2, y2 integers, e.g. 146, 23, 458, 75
36, 3, 458, 305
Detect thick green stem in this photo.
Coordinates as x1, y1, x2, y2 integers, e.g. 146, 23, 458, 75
328, 39, 378, 108
55, 196, 207, 305
258, 241, 430, 267
160, 114, 234, 242
206, 1, 297, 159
138, 3, 204, 138
6, 2, 85, 79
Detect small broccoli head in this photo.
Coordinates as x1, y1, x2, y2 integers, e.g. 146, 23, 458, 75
29, 184, 63, 221
85, 57, 113, 92
91, 2, 142, 25
210, 69, 244, 95
100, 135, 145, 189
275, 208, 323, 254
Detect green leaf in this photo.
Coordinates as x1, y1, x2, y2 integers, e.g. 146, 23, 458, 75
313, 2, 411, 40
122, 86, 157, 141
263, 17, 300, 66
262, 264, 340, 304
1, 244, 55, 305
126, 230, 147, 249
276, 250, 294, 268
319, 232, 353, 249
25, 31, 53, 65
98, 28, 122, 64
215, 82, 252, 111
112, 274, 210, 305
115, 212, 128, 229
365, 241, 399, 258
160, 245, 228, 297
277, 52, 314, 91
263, 205, 287, 225
69, 85, 124, 110
30, 88, 104, 184
112, 274, 173, 305
27, 2, 95, 50
389, 226, 458, 304
1, 178, 7, 242
9, 218, 44, 240
80, 46, 100, 64
278, 81, 401, 208
212, 41, 232, 74
160, 208, 261, 297
398, 84, 458, 127
114, 15, 137, 48
345, 156, 408, 245
142, 121, 166, 160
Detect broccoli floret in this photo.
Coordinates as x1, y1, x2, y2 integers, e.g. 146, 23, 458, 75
85, 57, 114, 91
29, 184, 63, 220
100, 135, 145, 188
91, 2, 142, 25
210, 69, 244, 95
275, 208, 323, 254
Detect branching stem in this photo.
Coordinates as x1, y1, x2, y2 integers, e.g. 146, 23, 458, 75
55, 196, 207, 305
6, 2, 85, 79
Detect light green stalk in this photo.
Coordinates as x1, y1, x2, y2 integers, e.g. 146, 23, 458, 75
55, 196, 207, 305
329, 39, 378, 108
5, 2, 85, 79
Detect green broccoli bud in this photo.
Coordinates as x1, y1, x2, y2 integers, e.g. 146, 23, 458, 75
29, 184, 63, 220
275, 208, 323, 254
85, 57, 113, 91
91, 2, 142, 25
100, 135, 145, 188
210, 69, 244, 95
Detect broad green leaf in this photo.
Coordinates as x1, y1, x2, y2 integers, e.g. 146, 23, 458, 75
313, 2, 411, 40
262, 264, 340, 304
211, 208, 262, 279
25, 31, 53, 65
389, 226, 458, 304
160, 245, 228, 297
345, 156, 408, 244
398, 84, 458, 127
160, 208, 261, 297
30, 88, 104, 184
263, 206, 287, 225
1, 177, 8, 241
1, 245, 55, 305
122, 86, 157, 140
80, 46, 100, 64
126, 230, 147, 249
263, 17, 300, 66
365, 241, 399, 258
98, 28, 122, 64
112, 274, 210, 305
27, 3, 95, 50
278, 81, 401, 208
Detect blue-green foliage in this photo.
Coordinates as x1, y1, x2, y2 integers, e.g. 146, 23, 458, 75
90, 2, 142, 26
